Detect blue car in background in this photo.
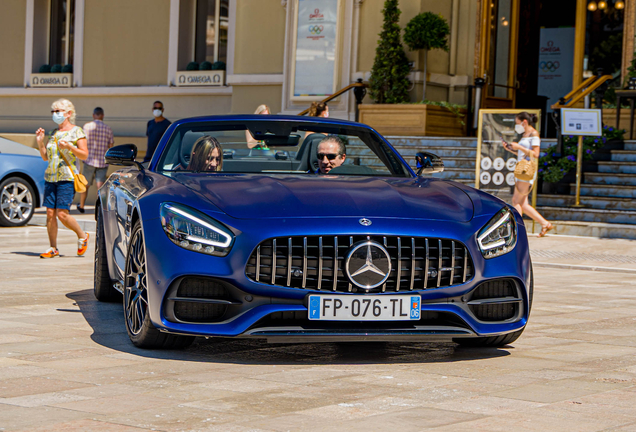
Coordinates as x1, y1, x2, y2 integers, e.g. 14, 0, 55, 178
95, 115, 532, 350
0, 137, 47, 227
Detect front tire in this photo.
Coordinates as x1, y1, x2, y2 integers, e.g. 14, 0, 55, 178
123, 220, 194, 349
454, 265, 534, 348
94, 208, 120, 302
0, 177, 35, 227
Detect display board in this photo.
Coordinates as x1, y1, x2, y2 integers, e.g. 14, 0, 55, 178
475, 109, 542, 200
561, 108, 602, 136
291, 0, 340, 100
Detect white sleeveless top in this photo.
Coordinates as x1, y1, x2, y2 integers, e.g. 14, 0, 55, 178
518, 136, 540, 161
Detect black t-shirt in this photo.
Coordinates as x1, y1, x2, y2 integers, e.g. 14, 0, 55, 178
144, 118, 171, 162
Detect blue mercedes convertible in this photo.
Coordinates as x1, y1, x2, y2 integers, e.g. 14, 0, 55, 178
95, 115, 532, 349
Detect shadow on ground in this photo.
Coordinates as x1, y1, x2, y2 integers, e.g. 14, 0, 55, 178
67, 289, 512, 365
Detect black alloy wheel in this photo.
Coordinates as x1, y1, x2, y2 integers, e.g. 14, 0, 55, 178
0, 177, 35, 227
123, 220, 194, 349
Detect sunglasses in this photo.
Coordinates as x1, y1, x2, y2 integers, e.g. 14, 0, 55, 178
51, 110, 65, 113
318, 153, 339, 161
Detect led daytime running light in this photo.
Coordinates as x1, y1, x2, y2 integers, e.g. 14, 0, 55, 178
477, 211, 510, 251
164, 204, 231, 248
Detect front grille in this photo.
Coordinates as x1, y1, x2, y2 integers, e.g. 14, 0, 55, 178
468, 279, 520, 322
245, 236, 474, 293
172, 277, 229, 323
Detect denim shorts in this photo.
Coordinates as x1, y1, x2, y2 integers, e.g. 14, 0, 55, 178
82, 163, 108, 186
43, 181, 75, 210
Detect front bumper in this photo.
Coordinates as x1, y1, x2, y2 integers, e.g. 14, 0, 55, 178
142, 214, 532, 342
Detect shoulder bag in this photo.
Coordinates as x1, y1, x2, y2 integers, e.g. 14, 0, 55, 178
56, 141, 88, 193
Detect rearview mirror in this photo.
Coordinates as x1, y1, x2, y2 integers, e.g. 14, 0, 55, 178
415, 151, 444, 175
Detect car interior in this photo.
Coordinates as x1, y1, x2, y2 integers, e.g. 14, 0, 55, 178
156, 121, 408, 177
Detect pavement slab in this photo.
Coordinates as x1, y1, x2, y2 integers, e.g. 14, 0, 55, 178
1, 226, 636, 431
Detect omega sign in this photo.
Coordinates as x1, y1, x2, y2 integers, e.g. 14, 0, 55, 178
30, 73, 72, 88
175, 71, 224, 87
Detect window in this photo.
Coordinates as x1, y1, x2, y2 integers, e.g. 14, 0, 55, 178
49, 0, 75, 66
178, 0, 228, 69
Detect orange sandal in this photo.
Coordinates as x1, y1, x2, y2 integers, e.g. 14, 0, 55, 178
538, 222, 554, 237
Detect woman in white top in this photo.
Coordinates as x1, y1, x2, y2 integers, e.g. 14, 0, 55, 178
502, 112, 554, 237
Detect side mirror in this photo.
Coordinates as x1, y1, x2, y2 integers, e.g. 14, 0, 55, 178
415, 151, 444, 175
105, 144, 143, 169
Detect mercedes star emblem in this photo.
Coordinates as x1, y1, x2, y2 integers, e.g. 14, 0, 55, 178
359, 218, 372, 226
345, 241, 391, 289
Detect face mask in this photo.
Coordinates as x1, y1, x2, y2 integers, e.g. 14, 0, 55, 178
515, 124, 525, 134
52, 112, 66, 125
153, 109, 163, 118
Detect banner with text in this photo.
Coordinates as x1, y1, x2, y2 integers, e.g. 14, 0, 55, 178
537, 27, 575, 112
293, 0, 339, 98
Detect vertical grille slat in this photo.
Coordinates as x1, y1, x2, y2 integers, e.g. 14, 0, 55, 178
317, 237, 323, 290
287, 238, 292, 287
247, 235, 474, 293
396, 237, 402, 292
302, 237, 308, 288
271, 239, 277, 285
333, 236, 338, 291
349, 236, 354, 292
256, 245, 261, 282
437, 239, 442, 288
450, 241, 456, 283
410, 237, 415, 291
424, 238, 429, 290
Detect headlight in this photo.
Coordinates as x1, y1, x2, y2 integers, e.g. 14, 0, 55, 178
160, 203, 234, 257
477, 208, 517, 259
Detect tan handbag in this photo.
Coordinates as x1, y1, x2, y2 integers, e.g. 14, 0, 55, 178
57, 142, 88, 193
514, 157, 537, 182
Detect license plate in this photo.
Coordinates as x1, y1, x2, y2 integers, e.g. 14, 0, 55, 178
308, 295, 421, 321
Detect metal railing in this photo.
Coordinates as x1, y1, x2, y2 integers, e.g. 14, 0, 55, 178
298, 79, 369, 121
551, 74, 613, 109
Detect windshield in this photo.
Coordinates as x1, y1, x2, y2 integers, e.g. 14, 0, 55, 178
156, 119, 411, 178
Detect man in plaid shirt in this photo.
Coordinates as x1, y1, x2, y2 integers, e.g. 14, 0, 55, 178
78, 107, 114, 213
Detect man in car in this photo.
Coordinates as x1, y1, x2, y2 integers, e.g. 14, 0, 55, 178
316, 135, 346, 174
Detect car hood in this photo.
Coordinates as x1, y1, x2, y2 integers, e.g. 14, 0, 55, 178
169, 173, 474, 222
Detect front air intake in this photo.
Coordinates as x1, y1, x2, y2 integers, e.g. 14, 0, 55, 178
468, 279, 521, 322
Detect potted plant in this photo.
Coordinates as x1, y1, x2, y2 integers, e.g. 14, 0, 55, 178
368, 0, 410, 104
403, 12, 450, 101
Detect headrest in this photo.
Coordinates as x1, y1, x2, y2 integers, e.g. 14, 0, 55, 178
181, 131, 205, 161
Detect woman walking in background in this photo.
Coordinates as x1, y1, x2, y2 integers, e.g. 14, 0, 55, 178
35, 98, 90, 258
502, 111, 554, 237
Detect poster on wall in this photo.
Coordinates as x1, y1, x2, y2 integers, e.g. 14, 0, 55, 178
537, 27, 575, 112
476, 109, 542, 202
292, 0, 339, 99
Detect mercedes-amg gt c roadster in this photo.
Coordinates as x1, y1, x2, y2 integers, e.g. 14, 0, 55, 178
95, 115, 532, 349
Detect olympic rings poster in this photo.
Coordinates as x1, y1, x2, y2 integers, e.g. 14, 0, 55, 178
476, 109, 541, 203
538, 27, 575, 113
291, 0, 340, 99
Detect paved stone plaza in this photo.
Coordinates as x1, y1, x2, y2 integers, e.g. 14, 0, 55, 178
1, 225, 636, 431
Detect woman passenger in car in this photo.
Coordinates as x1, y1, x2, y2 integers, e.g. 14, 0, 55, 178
188, 136, 223, 172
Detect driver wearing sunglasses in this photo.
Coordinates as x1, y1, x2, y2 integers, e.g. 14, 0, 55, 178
316, 135, 346, 174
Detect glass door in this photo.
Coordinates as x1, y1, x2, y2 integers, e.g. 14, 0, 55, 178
480, 0, 519, 108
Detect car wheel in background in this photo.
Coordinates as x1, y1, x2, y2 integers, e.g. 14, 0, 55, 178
454, 266, 533, 348
123, 220, 194, 349
94, 208, 120, 302
0, 177, 35, 227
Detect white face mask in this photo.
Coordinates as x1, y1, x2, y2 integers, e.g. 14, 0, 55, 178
515, 124, 525, 134
153, 109, 163, 118
52, 111, 66, 125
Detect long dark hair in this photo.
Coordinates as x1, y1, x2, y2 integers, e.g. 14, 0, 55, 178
188, 136, 223, 171
516, 111, 538, 126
